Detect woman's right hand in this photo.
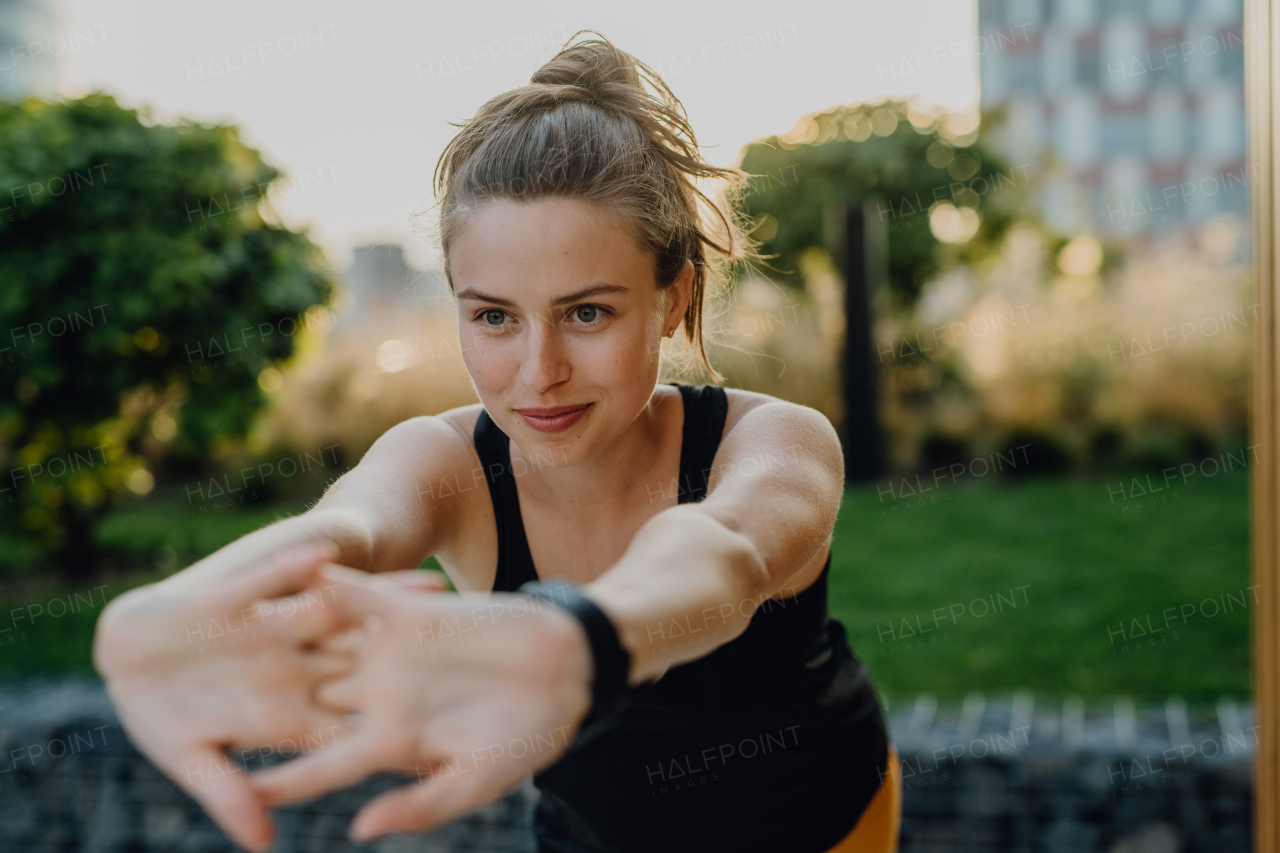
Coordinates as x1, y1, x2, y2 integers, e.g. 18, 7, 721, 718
92, 542, 358, 853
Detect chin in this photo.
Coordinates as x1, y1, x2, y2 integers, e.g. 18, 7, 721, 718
512, 432, 586, 469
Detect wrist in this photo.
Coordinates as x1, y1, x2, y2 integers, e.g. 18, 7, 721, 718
528, 603, 594, 726
518, 580, 632, 725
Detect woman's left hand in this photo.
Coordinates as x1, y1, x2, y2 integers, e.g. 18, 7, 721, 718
92, 543, 359, 852
251, 564, 594, 842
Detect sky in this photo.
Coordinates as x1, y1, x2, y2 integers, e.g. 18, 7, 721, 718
55, 0, 979, 272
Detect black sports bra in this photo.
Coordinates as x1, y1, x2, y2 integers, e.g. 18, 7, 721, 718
474, 382, 888, 853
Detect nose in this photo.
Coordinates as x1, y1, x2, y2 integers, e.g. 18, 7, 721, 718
517, 311, 570, 392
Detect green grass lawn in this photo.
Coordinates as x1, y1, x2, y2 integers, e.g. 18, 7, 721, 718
0, 473, 1252, 706
832, 471, 1251, 705
0, 506, 291, 673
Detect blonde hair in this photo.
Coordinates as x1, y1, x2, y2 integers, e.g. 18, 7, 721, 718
432, 31, 752, 382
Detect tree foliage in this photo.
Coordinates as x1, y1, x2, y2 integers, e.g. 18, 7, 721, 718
738, 100, 1026, 308
0, 93, 333, 575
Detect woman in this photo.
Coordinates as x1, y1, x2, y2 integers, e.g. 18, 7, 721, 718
94, 33, 900, 853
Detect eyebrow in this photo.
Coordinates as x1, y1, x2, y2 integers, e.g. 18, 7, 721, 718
454, 283, 630, 308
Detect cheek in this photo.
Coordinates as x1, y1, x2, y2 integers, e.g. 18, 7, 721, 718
588, 324, 659, 369
459, 332, 512, 382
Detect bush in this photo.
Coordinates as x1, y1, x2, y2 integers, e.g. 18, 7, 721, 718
0, 93, 333, 579
1117, 425, 1217, 474
996, 429, 1073, 478
919, 432, 971, 471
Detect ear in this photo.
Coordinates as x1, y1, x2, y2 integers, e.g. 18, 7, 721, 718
664, 260, 695, 335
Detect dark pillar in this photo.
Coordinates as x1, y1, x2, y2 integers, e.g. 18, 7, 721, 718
838, 203, 885, 483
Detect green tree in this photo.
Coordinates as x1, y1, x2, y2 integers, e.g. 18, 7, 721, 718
739, 101, 1026, 308
0, 93, 333, 579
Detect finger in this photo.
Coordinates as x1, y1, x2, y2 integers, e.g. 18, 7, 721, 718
350, 762, 521, 841
315, 673, 361, 713
178, 745, 275, 852
224, 541, 338, 605
230, 709, 360, 761
374, 569, 449, 592
251, 729, 383, 805
315, 626, 365, 655
315, 564, 398, 624
254, 585, 352, 644
292, 709, 362, 750
303, 649, 356, 681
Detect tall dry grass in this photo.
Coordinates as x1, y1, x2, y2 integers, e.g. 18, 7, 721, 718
253, 216, 1251, 475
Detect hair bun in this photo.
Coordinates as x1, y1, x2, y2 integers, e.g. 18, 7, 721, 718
530, 34, 645, 106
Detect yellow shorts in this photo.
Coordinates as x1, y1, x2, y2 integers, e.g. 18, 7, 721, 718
822, 745, 902, 853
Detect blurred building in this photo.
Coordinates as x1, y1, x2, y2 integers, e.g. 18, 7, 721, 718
0, 0, 59, 100
338, 244, 451, 327
977, 0, 1247, 237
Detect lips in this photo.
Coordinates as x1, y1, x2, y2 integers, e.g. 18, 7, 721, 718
515, 404, 590, 417
514, 402, 592, 434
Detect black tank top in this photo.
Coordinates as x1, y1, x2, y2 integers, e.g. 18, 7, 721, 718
474, 382, 889, 853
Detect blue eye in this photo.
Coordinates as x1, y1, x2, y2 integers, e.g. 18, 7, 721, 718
573, 305, 611, 325
480, 309, 506, 326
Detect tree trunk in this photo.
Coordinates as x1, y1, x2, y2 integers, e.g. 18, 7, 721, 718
52, 503, 103, 583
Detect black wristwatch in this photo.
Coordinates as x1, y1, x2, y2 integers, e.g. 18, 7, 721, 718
517, 578, 632, 725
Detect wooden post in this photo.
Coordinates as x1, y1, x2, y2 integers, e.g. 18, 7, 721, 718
1246, 0, 1279, 848
839, 203, 886, 483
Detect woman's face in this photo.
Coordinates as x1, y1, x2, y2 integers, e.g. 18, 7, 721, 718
449, 196, 690, 466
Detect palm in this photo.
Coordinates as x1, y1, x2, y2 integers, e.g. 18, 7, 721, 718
365, 627, 578, 778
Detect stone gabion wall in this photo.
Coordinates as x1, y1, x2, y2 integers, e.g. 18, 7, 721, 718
887, 692, 1254, 852
0, 678, 1254, 852
0, 677, 536, 853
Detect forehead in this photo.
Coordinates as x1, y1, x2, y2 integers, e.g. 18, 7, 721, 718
449, 197, 653, 292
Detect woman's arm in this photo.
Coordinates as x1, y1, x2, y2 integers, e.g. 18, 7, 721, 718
584, 398, 844, 684
150, 414, 475, 598
97, 413, 474, 686
91, 414, 477, 852
246, 398, 844, 842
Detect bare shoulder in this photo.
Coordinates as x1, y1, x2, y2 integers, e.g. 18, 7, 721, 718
721, 387, 778, 435
436, 402, 487, 449
355, 411, 478, 471
716, 387, 842, 475
721, 388, 835, 441
307, 411, 487, 576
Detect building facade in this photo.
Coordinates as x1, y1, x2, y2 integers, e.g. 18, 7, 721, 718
0, 0, 60, 100
340, 244, 451, 326
978, 0, 1247, 236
